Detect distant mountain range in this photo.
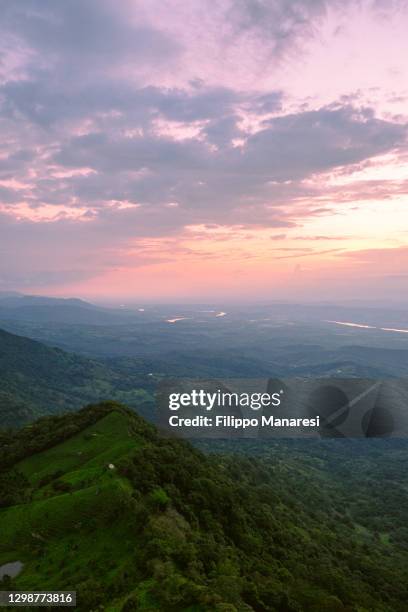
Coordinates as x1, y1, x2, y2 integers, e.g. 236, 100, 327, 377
0, 292, 135, 325
0, 293, 93, 308
1, 293, 408, 431
2, 292, 408, 329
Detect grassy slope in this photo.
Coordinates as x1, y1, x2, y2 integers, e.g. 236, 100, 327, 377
1, 405, 408, 611
0, 411, 142, 610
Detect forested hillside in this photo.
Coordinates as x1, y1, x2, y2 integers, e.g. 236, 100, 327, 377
0, 329, 154, 427
1, 402, 407, 611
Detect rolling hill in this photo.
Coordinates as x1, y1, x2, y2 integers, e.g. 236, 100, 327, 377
0, 328, 154, 428
0, 293, 131, 325
0, 402, 407, 611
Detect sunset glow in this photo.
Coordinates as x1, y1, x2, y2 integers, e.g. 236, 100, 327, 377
1, 0, 408, 301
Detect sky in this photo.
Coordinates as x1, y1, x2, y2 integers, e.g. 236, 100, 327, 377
1, 0, 408, 303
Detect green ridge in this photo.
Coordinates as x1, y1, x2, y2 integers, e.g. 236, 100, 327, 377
1, 403, 408, 611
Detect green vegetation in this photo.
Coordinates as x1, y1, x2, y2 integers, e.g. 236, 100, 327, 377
1, 402, 407, 611
0, 328, 155, 428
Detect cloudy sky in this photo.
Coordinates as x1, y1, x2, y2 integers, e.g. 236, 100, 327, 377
1, 0, 408, 302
